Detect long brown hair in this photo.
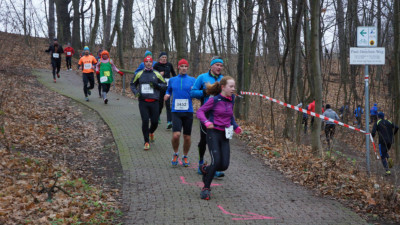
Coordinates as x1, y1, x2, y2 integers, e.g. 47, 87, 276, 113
206, 76, 234, 96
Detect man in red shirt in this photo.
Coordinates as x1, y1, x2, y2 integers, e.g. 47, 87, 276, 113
308, 100, 325, 128
64, 43, 75, 71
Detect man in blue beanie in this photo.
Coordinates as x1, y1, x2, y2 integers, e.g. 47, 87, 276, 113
372, 112, 399, 175
370, 103, 378, 124
134, 50, 157, 74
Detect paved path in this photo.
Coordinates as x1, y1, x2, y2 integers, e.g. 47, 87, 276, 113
34, 69, 367, 224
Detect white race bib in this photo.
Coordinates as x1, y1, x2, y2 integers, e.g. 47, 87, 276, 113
52, 53, 59, 58
100, 76, 108, 83
84, 63, 92, 70
174, 99, 189, 110
165, 78, 170, 86
66, 52, 72, 56
141, 84, 154, 94
225, 125, 234, 139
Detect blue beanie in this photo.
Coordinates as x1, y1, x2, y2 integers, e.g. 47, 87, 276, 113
144, 50, 152, 57
84, 46, 89, 51
378, 112, 384, 119
210, 58, 223, 66
374, 103, 377, 106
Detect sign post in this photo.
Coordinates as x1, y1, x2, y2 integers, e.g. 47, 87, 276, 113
351, 26, 384, 175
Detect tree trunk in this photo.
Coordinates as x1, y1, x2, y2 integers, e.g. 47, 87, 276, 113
208, 0, 218, 55
189, 0, 208, 76
335, 0, 348, 110
152, 0, 166, 55
393, 0, 400, 163
72, 0, 81, 49
122, 0, 135, 49
89, 0, 100, 50
48, 0, 56, 42
103, 0, 112, 50
171, 0, 187, 59
265, 0, 280, 66
55, 0, 72, 44
165, 0, 171, 52
310, 0, 322, 156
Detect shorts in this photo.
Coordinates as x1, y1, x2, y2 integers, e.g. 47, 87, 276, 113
172, 112, 193, 135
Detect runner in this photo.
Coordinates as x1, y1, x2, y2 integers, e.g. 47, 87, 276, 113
354, 105, 364, 129
130, 55, 166, 150
78, 46, 97, 101
154, 52, 177, 128
372, 112, 399, 175
196, 76, 241, 200
95, 48, 104, 97
134, 50, 157, 74
322, 104, 339, 148
64, 43, 75, 71
370, 103, 378, 125
190, 56, 225, 177
164, 59, 195, 166
95, 50, 124, 104
45, 38, 64, 83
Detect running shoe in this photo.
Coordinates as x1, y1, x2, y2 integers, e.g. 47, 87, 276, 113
182, 156, 190, 167
166, 122, 172, 130
87, 90, 91, 96
149, 133, 155, 143
53, 79, 56, 83
104, 98, 108, 104
144, 142, 150, 150
171, 153, 179, 166
57, 73, 60, 78
214, 171, 225, 178
85, 97, 89, 102
197, 160, 204, 175
200, 188, 211, 200
385, 170, 391, 176
388, 158, 393, 168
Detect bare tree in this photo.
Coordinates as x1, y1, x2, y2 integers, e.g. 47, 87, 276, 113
393, 0, 400, 162
72, 0, 81, 49
89, 0, 100, 50
152, 0, 166, 55
103, 0, 112, 50
122, 0, 135, 49
48, 0, 55, 42
189, 0, 208, 76
171, 0, 188, 59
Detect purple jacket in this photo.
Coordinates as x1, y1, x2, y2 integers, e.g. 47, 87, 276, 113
196, 94, 239, 131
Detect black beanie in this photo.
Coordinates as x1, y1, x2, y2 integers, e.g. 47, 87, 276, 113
159, 51, 168, 58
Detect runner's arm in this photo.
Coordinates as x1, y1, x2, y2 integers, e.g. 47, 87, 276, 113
109, 59, 120, 72
134, 63, 145, 74
190, 76, 204, 99
130, 74, 140, 95
371, 123, 378, 138
196, 98, 214, 124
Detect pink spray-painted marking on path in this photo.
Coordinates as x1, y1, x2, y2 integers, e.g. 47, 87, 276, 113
180, 176, 222, 187
218, 205, 275, 221
177, 158, 200, 169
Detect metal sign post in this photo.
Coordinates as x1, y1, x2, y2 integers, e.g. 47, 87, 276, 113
365, 65, 370, 174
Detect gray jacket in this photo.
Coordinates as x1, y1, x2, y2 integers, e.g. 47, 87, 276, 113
323, 108, 339, 125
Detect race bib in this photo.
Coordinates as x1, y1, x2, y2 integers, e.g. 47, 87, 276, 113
66, 52, 72, 56
174, 99, 189, 110
225, 125, 234, 139
104, 71, 110, 77
165, 78, 170, 86
52, 53, 59, 58
84, 63, 92, 69
100, 76, 108, 83
141, 84, 154, 94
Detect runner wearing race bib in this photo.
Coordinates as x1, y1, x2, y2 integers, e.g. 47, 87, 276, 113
164, 59, 195, 167
95, 50, 124, 104
196, 76, 242, 200
78, 46, 97, 101
130, 55, 166, 150
45, 38, 64, 83
64, 43, 75, 71
154, 52, 177, 129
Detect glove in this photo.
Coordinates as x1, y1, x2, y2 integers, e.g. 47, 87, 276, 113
118, 71, 124, 76
151, 81, 161, 89
234, 127, 242, 134
96, 71, 100, 75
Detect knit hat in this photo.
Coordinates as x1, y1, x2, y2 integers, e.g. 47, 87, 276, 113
144, 55, 153, 62
144, 50, 152, 57
178, 59, 189, 67
378, 112, 385, 119
374, 103, 377, 106
210, 58, 223, 66
326, 104, 331, 109
101, 50, 110, 59
84, 46, 89, 51
159, 51, 168, 58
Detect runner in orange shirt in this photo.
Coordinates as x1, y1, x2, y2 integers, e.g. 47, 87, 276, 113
78, 46, 97, 101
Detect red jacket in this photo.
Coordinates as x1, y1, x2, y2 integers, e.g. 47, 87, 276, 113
308, 101, 325, 113
64, 47, 75, 57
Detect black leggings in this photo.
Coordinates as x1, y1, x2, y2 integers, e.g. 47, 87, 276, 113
203, 129, 230, 189
325, 124, 335, 145
139, 100, 159, 143
198, 123, 207, 161
102, 83, 111, 93
96, 73, 102, 96
159, 91, 172, 122
82, 73, 95, 97
51, 60, 61, 79
66, 57, 72, 69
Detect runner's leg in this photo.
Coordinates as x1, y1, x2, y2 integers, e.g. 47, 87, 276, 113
82, 73, 89, 97
149, 101, 159, 134
139, 101, 150, 143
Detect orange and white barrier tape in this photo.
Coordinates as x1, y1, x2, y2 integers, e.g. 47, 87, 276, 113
240, 91, 379, 159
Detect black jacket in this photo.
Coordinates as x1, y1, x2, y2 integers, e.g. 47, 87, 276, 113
372, 119, 399, 145
130, 69, 167, 101
153, 62, 176, 79
45, 45, 64, 61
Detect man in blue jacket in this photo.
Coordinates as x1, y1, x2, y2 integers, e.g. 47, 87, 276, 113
370, 103, 378, 125
354, 105, 363, 128
190, 56, 225, 177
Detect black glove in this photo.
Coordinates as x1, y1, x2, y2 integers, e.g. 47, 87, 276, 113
151, 80, 161, 90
